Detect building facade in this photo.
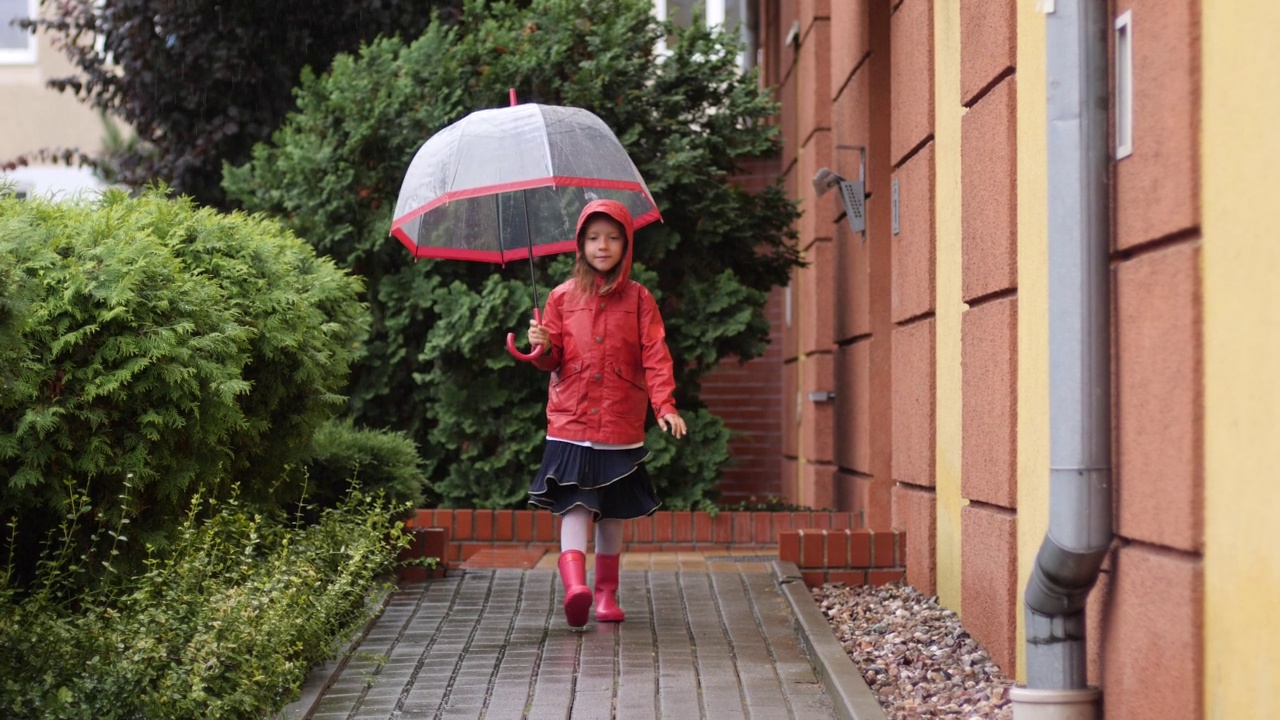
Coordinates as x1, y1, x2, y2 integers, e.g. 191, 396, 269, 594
0, 0, 107, 195
728, 1, 1279, 717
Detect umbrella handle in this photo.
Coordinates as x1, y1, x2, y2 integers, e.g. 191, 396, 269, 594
506, 308, 545, 362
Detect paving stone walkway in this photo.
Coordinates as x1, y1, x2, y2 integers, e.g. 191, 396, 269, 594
293, 557, 841, 719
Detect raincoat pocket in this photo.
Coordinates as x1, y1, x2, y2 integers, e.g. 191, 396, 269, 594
549, 362, 587, 416
611, 364, 649, 420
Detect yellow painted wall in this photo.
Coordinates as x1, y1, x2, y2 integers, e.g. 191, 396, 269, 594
932, 0, 964, 614
1201, 1, 1280, 716
1013, 3, 1049, 683
0, 10, 107, 160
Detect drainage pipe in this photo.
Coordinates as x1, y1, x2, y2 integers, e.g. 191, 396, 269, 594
1013, 0, 1111, 714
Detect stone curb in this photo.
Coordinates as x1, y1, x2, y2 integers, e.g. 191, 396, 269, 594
274, 583, 396, 719
772, 560, 888, 720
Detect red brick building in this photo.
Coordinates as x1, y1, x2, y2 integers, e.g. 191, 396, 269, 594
697, 1, 1280, 717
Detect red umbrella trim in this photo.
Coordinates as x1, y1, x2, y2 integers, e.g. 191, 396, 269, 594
390, 175, 655, 230
390, 206, 663, 264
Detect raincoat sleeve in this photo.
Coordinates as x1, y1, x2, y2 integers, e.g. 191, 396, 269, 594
637, 287, 678, 419
531, 290, 564, 373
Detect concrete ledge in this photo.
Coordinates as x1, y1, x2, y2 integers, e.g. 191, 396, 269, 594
772, 560, 888, 720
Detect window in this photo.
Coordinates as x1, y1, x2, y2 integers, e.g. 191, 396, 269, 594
666, 0, 698, 29
1114, 10, 1134, 160
716, 0, 754, 71
654, 0, 757, 72
0, 0, 36, 64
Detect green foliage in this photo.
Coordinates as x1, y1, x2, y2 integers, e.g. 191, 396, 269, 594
641, 408, 731, 511
299, 418, 433, 511
224, 0, 802, 508
18, 0, 461, 207
414, 275, 550, 508
0, 189, 368, 578
0, 487, 409, 719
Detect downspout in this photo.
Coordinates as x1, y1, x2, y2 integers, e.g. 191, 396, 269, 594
1011, 1, 1110, 718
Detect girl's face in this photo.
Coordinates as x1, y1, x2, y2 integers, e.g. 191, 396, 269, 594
582, 217, 626, 274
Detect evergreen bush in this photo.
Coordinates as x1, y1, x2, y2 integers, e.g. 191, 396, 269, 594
224, 0, 801, 509
0, 189, 371, 578
298, 417, 433, 511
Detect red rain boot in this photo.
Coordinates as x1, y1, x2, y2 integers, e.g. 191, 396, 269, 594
557, 550, 592, 628
593, 553, 625, 623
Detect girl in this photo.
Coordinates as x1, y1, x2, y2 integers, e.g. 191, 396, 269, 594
526, 198, 686, 629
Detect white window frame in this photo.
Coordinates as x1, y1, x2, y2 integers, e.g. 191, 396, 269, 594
0, 0, 37, 65
92, 0, 115, 66
705, 0, 724, 27
653, 0, 672, 58
1114, 10, 1134, 160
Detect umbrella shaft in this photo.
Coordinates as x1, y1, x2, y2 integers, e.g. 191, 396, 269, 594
524, 191, 540, 312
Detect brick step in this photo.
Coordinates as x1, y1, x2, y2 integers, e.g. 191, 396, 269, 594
397, 511, 908, 590
403, 508, 857, 563
777, 528, 908, 588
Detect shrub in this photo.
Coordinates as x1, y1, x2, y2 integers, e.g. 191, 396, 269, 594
298, 417, 434, 511
0, 189, 368, 580
0, 487, 409, 719
223, 0, 802, 509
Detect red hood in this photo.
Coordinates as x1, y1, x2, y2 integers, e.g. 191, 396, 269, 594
576, 198, 634, 288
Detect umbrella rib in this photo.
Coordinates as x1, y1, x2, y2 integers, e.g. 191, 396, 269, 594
536, 104, 556, 191
445, 122, 467, 200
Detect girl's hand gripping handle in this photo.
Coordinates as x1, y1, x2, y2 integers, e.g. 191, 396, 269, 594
507, 308, 545, 362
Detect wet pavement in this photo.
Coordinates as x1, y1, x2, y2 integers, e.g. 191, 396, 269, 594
281, 553, 883, 720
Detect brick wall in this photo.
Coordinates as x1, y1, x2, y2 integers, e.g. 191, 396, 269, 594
702, 288, 786, 504
956, 0, 1019, 675
1099, 0, 1205, 716
702, 154, 787, 504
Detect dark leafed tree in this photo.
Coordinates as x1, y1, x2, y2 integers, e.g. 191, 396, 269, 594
18, 0, 463, 208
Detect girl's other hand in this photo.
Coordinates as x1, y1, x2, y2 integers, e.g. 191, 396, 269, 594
527, 319, 551, 352
658, 412, 687, 439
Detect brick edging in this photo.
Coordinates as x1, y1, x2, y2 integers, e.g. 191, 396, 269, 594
405, 509, 860, 563
398, 512, 910, 591
777, 528, 908, 588
397, 526, 449, 582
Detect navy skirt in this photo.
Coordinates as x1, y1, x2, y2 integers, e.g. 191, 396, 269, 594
528, 441, 662, 520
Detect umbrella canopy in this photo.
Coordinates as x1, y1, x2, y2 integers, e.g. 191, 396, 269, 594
390, 102, 661, 264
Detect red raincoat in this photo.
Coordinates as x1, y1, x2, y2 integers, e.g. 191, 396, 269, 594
531, 199, 677, 445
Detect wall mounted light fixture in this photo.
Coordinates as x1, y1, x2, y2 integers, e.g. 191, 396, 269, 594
813, 150, 867, 236
814, 142, 865, 235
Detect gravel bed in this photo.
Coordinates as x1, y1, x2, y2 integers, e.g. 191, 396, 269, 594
813, 582, 1014, 719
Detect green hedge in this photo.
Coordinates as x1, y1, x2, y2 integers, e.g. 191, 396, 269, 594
0, 189, 370, 577
299, 417, 433, 510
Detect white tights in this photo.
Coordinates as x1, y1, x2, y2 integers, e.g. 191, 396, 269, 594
560, 506, 623, 556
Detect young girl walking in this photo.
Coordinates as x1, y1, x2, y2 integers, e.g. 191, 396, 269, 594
526, 198, 686, 629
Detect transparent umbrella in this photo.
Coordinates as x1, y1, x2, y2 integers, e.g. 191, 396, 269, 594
390, 91, 661, 361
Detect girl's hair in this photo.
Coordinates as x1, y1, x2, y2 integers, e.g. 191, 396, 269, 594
571, 213, 629, 297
